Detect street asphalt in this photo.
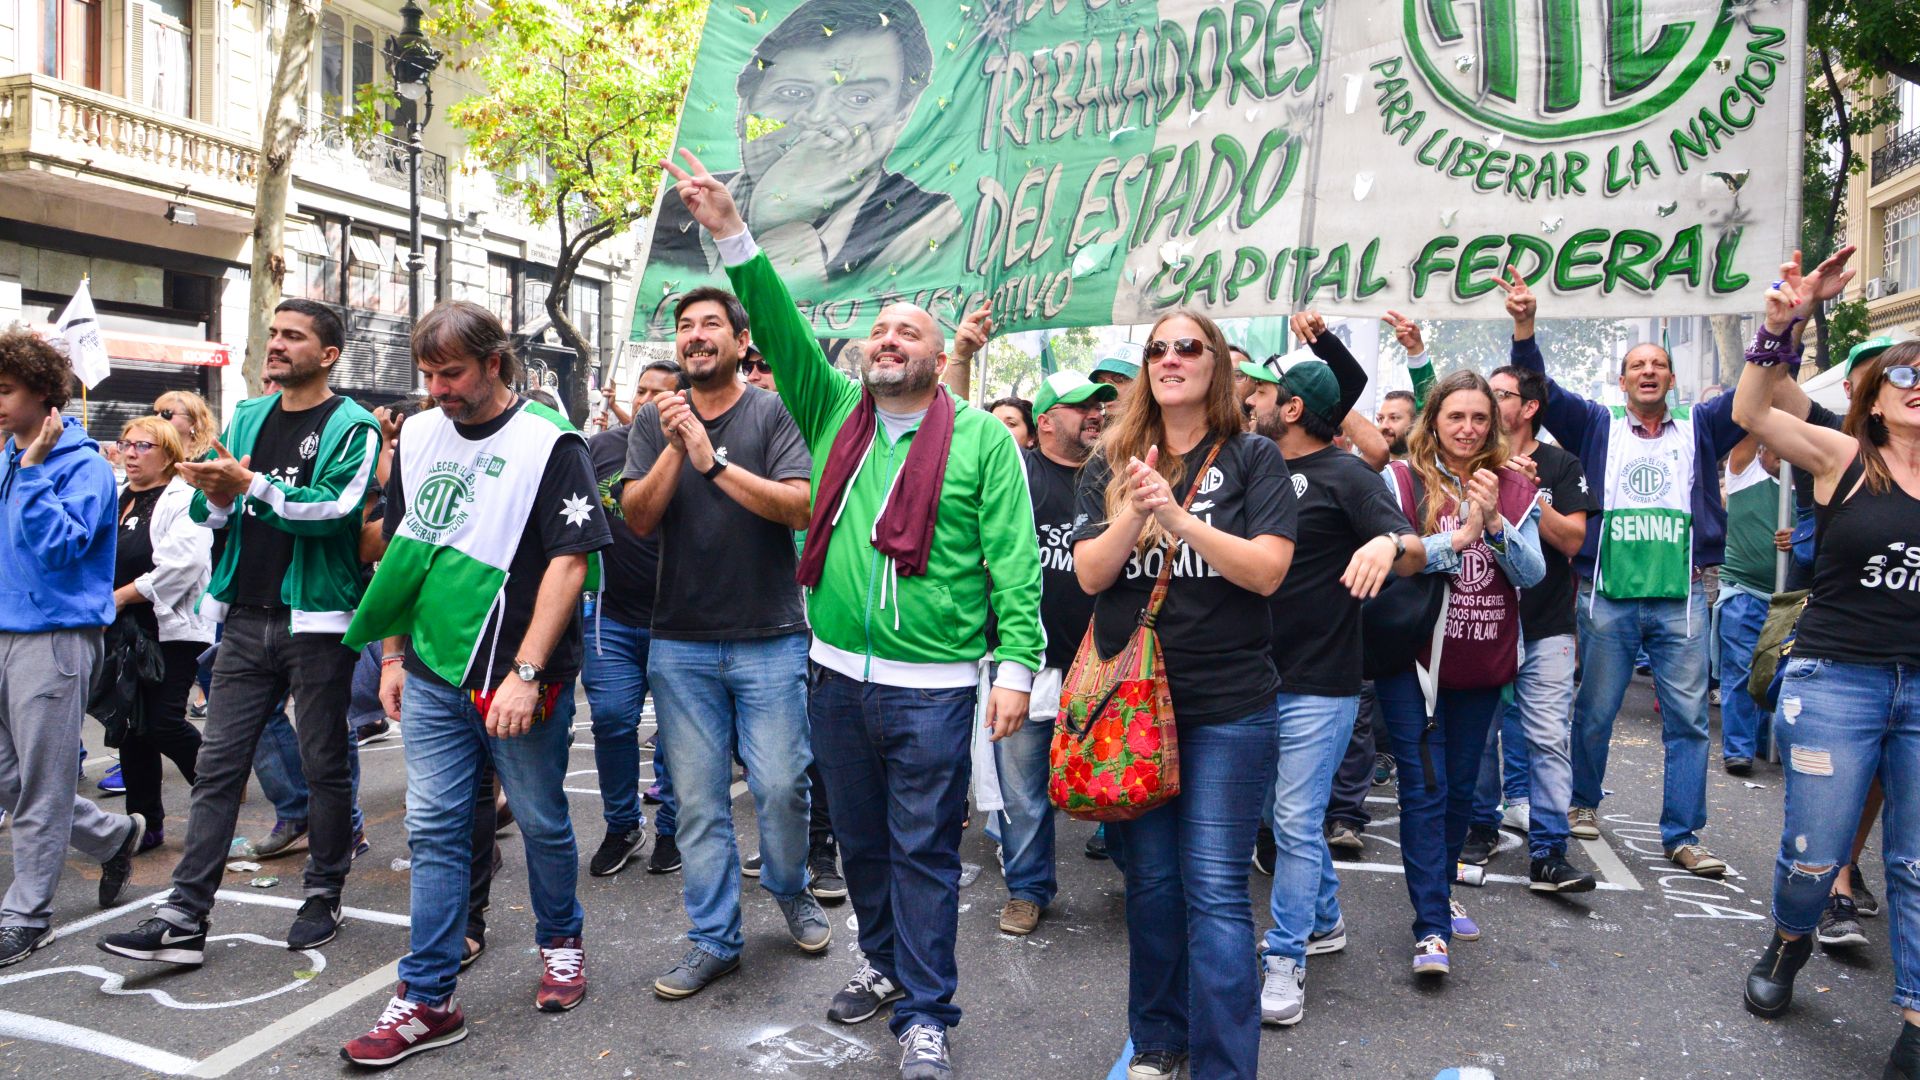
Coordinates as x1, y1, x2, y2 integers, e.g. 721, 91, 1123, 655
0, 674, 1898, 1079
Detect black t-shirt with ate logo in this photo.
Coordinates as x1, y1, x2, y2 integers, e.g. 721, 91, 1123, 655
1518, 439, 1597, 641
233, 396, 347, 606
1025, 449, 1096, 671
1268, 445, 1416, 697
1074, 432, 1299, 726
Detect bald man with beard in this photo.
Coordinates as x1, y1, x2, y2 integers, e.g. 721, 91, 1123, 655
663, 151, 1041, 1080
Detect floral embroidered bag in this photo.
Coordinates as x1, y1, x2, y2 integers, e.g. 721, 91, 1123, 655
1047, 442, 1220, 822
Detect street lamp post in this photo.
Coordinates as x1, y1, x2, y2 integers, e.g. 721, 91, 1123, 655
388, 0, 441, 330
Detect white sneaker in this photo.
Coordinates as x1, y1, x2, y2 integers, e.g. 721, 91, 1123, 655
1259, 954, 1304, 1026
1499, 801, 1530, 833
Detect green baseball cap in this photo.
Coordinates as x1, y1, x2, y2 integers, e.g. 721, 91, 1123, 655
1845, 331, 1917, 374
1034, 370, 1118, 417
1090, 353, 1140, 381
1237, 359, 1282, 385
1276, 358, 1343, 423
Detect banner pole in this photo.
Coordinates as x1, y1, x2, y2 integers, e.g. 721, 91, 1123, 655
1289, 14, 1340, 318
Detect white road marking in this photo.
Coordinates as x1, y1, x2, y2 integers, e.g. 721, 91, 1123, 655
211, 888, 412, 928
0, 934, 325, 1009
1580, 835, 1645, 892
48, 888, 173, 942
186, 958, 403, 1078
0, 1010, 197, 1074
1329, 859, 1639, 892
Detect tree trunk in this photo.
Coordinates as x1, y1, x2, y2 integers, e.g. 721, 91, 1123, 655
1709, 315, 1744, 389
244, 0, 316, 397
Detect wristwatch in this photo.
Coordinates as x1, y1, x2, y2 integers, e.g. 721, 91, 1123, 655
513, 659, 541, 683
1384, 533, 1407, 559
702, 458, 728, 481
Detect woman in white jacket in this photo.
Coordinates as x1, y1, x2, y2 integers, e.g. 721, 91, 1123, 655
109, 416, 214, 852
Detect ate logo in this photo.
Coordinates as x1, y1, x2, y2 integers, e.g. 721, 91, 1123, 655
1405, 0, 1735, 140
1623, 459, 1673, 503
407, 463, 476, 539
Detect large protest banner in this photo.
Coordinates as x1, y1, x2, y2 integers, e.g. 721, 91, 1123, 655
633, 0, 1803, 340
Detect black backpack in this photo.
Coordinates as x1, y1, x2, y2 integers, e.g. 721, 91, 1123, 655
1360, 463, 1449, 681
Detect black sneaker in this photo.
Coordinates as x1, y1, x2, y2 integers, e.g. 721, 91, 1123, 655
288, 896, 342, 950
1128, 1049, 1188, 1078
1817, 894, 1869, 948
648, 834, 682, 874
99, 915, 206, 966
1251, 826, 1276, 875
589, 828, 647, 877
1460, 823, 1499, 867
1084, 825, 1110, 860
1373, 753, 1396, 786
355, 718, 393, 746
1851, 864, 1881, 917
828, 963, 904, 1024
808, 840, 848, 903
0, 925, 50, 967
741, 851, 763, 877
1724, 757, 1754, 776
98, 812, 145, 908
1529, 854, 1597, 893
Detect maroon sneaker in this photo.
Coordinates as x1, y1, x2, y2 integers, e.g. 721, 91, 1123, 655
340, 983, 466, 1067
537, 936, 587, 1012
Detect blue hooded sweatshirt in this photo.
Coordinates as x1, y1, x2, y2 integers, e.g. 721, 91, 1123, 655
1, 416, 117, 632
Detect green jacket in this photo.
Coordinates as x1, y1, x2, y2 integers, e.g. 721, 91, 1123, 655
191, 392, 381, 635
726, 251, 1044, 686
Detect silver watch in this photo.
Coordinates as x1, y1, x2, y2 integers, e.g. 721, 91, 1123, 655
513, 659, 541, 683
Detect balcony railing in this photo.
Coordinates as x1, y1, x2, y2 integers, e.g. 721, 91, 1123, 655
1872, 127, 1920, 186
0, 74, 256, 201
297, 108, 447, 202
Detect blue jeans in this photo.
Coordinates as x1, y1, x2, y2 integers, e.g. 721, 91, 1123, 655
1114, 706, 1274, 1079
993, 704, 1057, 909
396, 673, 583, 1006
1770, 658, 1920, 1010
1716, 588, 1771, 762
810, 666, 974, 1035
1472, 634, 1577, 859
1260, 692, 1357, 968
1572, 582, 1711, 850
581, 615, 652, 835
648, 633, 811, 961
1377, 675, 1504, 942
253, 696, 364, 836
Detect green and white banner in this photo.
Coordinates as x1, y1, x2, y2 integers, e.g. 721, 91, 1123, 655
633, 0, 1802, 339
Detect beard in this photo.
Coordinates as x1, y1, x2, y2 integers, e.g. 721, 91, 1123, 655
266, 353, 324, 388
1388, 433, 1410, 456
1252, 406, 1287, 442
437, 387, 494, 423
863, 351, 938, 399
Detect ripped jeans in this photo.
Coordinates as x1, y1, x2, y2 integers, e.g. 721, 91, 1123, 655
1771, 655, 1920, 1010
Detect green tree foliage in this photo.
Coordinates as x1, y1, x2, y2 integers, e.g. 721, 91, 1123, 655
432, 0, 702, 417
981, 326, 1099, 399
1382, 318, 1628, 397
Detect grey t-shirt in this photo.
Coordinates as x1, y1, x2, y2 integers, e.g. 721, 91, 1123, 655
623, 384, 813, 639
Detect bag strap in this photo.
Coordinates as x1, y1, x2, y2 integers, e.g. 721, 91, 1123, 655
1140, 438, 1226, 628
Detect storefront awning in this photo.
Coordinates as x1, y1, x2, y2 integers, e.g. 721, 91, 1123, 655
34, 325, 232, 367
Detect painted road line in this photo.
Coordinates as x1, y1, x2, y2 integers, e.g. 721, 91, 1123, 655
0, 934, 326, 1010
186, 958, 403, 1078
1580, 835, 1645, 892
1106, 1037, 1135, 1080
48, 887, 172, 942
1330, 859, 1639, 892
0, 1009, 197, 1074
211, 888, 412, 928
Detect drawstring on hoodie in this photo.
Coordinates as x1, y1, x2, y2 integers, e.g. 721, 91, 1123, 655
870, 463, 907, 631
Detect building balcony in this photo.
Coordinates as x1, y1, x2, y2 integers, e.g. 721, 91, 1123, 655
1872, 127, 1920, 187
0, 73, 257, 228
297, 109, 448, 204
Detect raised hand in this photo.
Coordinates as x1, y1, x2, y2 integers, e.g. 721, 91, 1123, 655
660, 148, 748, 239
1125, 446, 1174, 519
177, 439, 254, 502
953, 302, 994, 364
20, 409, 63, 468
657, 391, 692, 454
1290, 309, 1328, 344
1795, 244, 1857, 313
1495, 264, 1537, 331
1467, 468, 1504, 533
1381, 310, 1425, 355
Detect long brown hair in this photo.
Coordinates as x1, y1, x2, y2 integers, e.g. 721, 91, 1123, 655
1098, 310, 1243, 552
1407, 369, 1508, 533
1844, 341, 1920, 495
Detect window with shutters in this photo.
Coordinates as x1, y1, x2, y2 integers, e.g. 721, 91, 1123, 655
351, 25, 374, 115
287, 219, 345, 304
319, 12, 345, 116
145, 0, 192, 117
28, 0, 103, 86
569, 278, 602, 351
1884, 195, 1920, 293
190, 0, 217, 124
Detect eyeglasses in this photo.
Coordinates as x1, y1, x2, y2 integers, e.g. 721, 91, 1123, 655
155, 408, 177, 420
1144, 337, 1210, 360
116, 440, 159, 455
1887, 364, 1919, 390
1490, 389, 1522, 402
740, 359, 771, 375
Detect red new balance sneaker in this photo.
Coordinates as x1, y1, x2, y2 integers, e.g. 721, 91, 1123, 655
536, 935, 586, 1012
341, 983, 466, 1067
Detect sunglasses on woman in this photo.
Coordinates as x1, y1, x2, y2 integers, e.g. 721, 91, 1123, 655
1144, 337, 1210, 360
1887, 364, 1919, 390
155, 408, 177, 421
116, 440, 160, 455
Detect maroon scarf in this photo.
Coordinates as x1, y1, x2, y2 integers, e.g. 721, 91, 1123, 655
795, 388, 955, 587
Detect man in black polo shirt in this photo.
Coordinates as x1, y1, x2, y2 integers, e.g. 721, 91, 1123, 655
1245, 310, 1424, 1027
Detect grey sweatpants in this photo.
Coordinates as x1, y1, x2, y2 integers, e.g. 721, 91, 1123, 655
0, 629, 137, 928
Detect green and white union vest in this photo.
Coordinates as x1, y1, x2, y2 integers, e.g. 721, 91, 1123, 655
1596, 405, 1694, 602
348, 401, 589, 687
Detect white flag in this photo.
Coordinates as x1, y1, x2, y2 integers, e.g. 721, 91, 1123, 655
56, 279, 111, 390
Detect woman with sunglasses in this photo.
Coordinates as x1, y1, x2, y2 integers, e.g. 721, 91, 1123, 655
1375, 368, 1544, 977
153, 391, 217, 461
109, 416, 214, 852
1733, 269, 1920, 1079
1074, 312, 1297, 1080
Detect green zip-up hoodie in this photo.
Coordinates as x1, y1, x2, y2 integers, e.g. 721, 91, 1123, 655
726, 248, 1044, 688
190, 392, 381, 635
